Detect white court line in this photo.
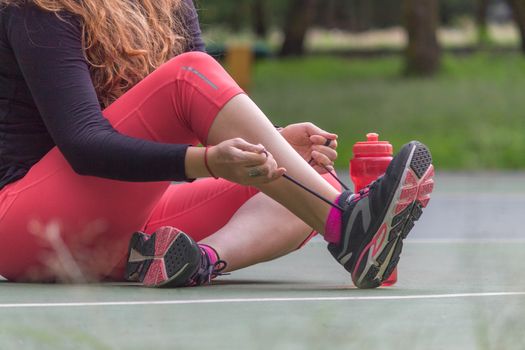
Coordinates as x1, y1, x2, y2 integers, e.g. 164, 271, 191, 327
0, 292, 524, 309
309, 238, 525, 244
406, 239, 525, 244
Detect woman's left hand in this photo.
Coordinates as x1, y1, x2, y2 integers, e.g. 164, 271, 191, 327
280, 122, 338, 174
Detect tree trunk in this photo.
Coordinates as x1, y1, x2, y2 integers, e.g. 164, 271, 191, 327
476, 0, 490, 47
403, 0, 441, 76
228, 1, 250, 33
252, 0, 267, 39
279, 0, 317, 57
507, 0, 525, 53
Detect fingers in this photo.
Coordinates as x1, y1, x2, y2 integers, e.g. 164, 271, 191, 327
310, 150, 336, 173
212, 138, 285, 185
229, 138, 268, 166
231, 138, 266, 154
231, 139, 285, 181
285, 122, 337, 142
244, 151, 286, 184
303, 123, 338, 141
310, 134, 338, 149
308, 137, 338, 172
312, 144, 338, 161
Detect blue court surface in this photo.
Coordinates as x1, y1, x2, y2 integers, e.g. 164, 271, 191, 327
0, 172, 524, 350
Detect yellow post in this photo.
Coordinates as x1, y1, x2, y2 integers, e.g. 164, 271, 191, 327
225, 44, 253, 93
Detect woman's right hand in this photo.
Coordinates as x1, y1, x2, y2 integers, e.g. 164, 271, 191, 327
207, 138, 286, 185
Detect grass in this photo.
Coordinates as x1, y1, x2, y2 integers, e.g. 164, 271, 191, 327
249, 53, 525, 170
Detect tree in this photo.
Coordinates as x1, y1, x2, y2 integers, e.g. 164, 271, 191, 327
477, 0, 490, 46
279, 0, 318, 57
403, 0, 441, 76
507, 0, 525, 53
228, 1, 250, 33
252, 0, 268, 39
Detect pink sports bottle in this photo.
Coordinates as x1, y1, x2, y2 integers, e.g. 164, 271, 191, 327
350, 133, 397, 286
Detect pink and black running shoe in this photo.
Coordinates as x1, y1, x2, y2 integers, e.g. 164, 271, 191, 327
328, 141, 434, 289
125, 226, 227, 287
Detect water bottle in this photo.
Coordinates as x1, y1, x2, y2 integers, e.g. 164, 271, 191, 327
350, 133, 397, 286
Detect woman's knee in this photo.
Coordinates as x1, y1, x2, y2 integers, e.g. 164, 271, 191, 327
165, 51, 239, 93
164, 51, 218, 76
158, 51, 243, 143
169, 51, 215, 65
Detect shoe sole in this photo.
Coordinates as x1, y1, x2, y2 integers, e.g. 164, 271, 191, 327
125, 227, 201, 288
352, 142, 434, 289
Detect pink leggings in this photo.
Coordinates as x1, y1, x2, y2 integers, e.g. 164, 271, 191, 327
0, 52, 336, 282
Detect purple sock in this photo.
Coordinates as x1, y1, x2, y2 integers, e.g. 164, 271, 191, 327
324, 194, 343, 244
199, 244, 219, 264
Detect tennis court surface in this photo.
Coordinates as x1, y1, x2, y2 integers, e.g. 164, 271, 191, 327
1, 172, 524, 350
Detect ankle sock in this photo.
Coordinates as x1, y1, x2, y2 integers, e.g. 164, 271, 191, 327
198, 244, 219, 265
324, 194, 343, 244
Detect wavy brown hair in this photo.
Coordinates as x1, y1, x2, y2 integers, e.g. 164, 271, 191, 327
3, 0, 188, 106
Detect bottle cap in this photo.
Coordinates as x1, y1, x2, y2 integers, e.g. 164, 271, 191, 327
366, 133, 379, 142
353, 133, 393, 157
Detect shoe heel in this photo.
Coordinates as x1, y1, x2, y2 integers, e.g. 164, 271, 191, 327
409, 143, 433, 179
142, 227, 200, 288
399, 143, 434, 213
124, 232, 150, 282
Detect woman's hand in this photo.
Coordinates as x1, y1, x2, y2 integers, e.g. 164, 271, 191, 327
280, 122, 338, 174
206, 138, 286, 185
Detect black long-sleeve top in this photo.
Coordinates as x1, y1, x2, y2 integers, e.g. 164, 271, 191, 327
0, 1, 205, 189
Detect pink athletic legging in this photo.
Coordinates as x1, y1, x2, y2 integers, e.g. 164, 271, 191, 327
0, 52, 338, 282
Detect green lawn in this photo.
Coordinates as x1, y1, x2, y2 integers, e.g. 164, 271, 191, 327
250, 53, 525, 170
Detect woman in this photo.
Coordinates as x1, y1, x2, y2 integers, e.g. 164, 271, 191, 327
0, 0, 434, 288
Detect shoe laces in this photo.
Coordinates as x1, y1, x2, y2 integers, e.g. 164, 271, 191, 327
189, 248, 229, 286
349, 175, 384, 204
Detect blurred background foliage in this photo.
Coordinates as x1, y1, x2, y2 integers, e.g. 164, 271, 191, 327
196, 0, 525, 170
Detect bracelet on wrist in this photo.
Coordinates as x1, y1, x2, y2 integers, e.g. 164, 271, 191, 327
204, 146, 218, 179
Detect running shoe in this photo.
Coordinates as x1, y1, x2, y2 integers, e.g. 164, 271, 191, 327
124, 226, 227, 287
328, 141, 434, 289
